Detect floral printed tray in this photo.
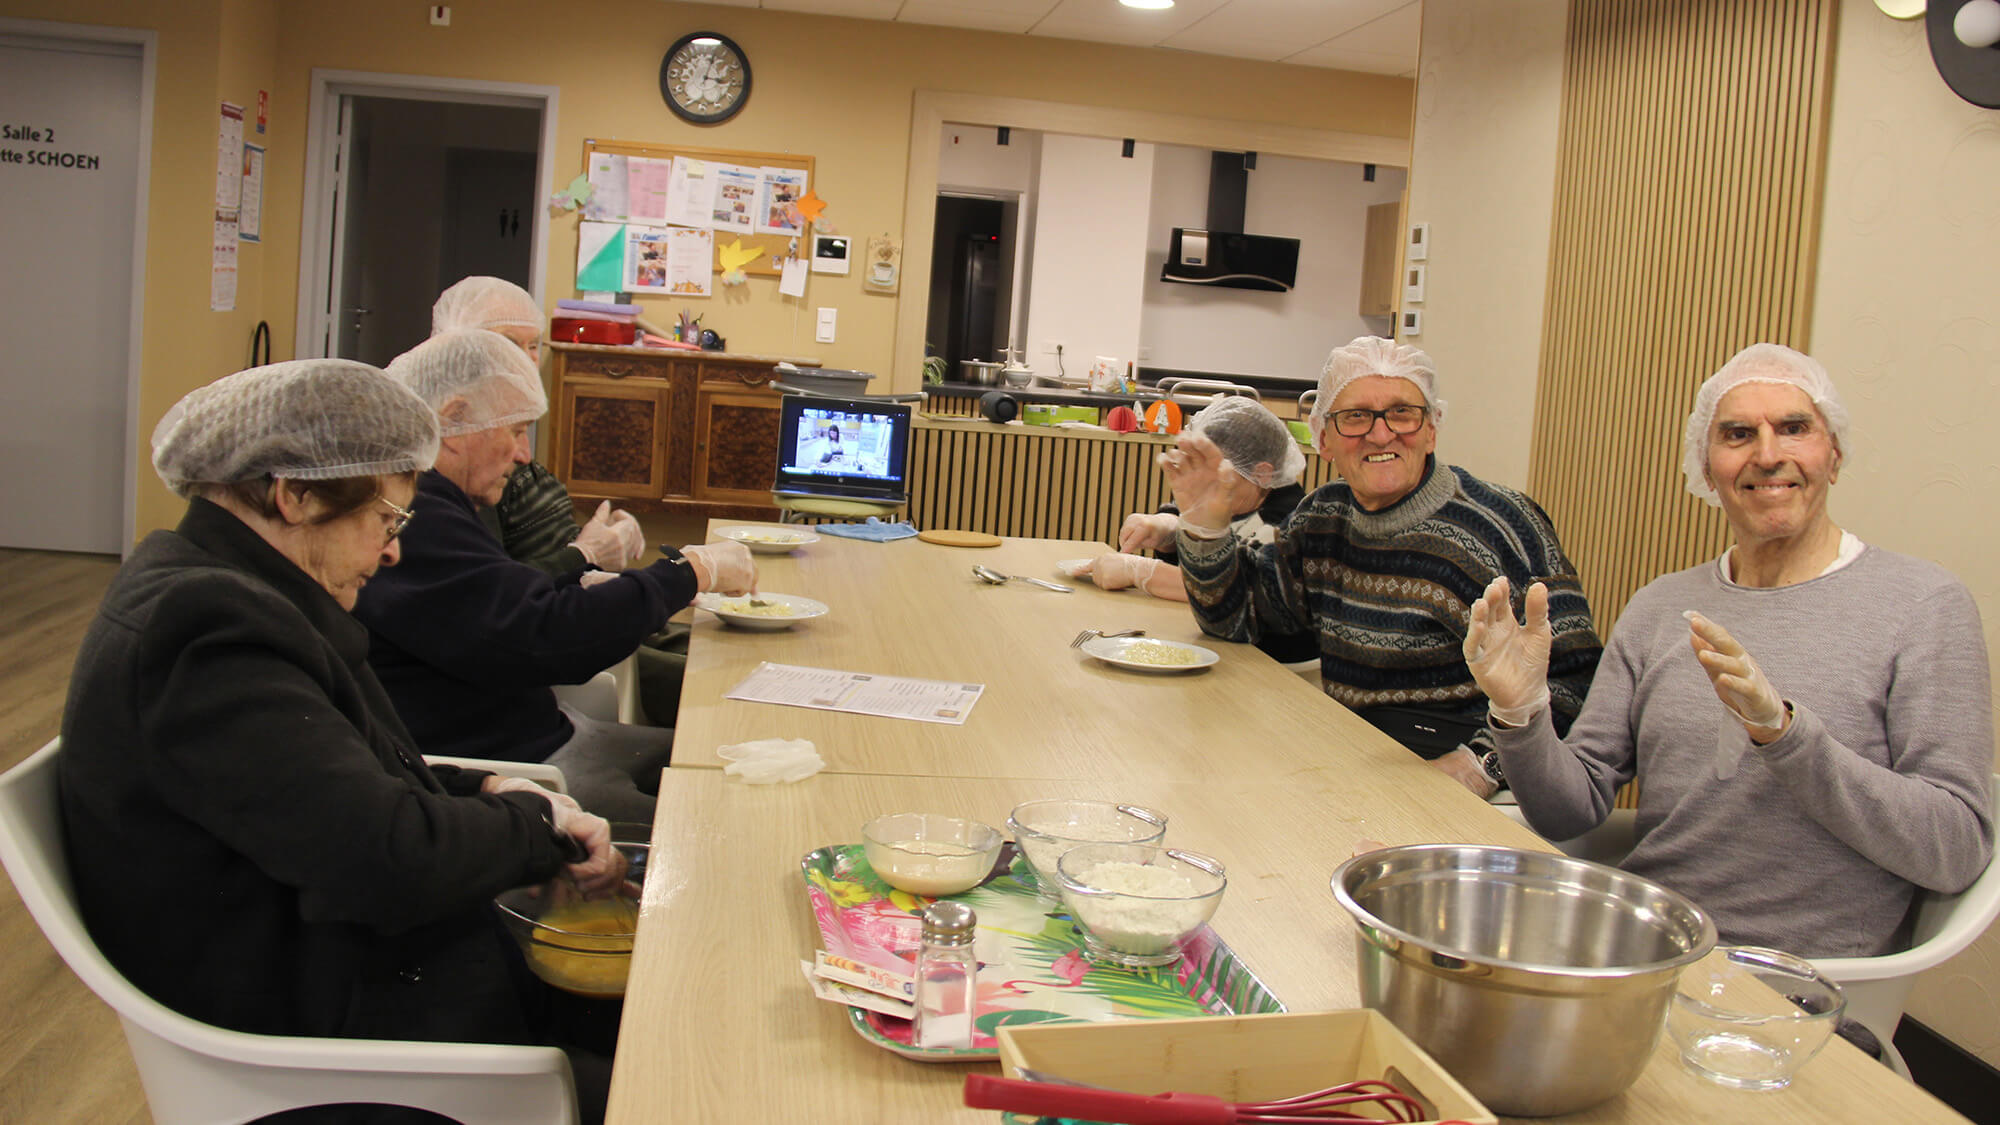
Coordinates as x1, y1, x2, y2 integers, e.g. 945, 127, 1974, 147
801, 842, 1285, 1062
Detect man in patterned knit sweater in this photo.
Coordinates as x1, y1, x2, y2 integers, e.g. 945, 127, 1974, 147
1170, 336, 1602, 798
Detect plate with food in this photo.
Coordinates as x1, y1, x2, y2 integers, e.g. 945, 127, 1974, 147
696, 592, 830, 630
1079, 636, 1218, 673
714, 525, 821, 554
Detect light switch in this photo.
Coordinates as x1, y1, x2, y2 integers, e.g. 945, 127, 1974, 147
815, 307, 837, 343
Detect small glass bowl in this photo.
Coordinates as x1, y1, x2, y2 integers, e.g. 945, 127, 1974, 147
861, 813, 1004, 897
1667, 946, 1845, 1091
1005, 800, 1168, 900
1054, 843, 1226, 969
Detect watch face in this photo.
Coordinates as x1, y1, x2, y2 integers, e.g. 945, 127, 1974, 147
660, 32, 751, 124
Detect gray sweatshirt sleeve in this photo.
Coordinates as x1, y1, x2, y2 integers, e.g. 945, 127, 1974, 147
1756, 582, 1994, 893
1492, 628, 1640, 841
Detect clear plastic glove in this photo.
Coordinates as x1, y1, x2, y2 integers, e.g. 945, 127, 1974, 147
1685, 610, 1787, 741
572, 501, 631, 571
1462, 577, 1553, 726
484, 776, 628, 897
682, 540, 757, 594
608, 508, 645, 562
1157, 434, 1238, 538
1089, 552, 1161, 592
1431, 745, 1499, 800
578, 570, 620, 588
1117, 511, 1181, 554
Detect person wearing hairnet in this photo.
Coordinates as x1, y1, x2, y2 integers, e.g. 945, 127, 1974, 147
60, 360, 625, 1121
432, 276, 643, 576
1462, 343, 1992, 959
353, 329, 756, 824
1089, 398, 1317, 664
1165, 336, 1602, 797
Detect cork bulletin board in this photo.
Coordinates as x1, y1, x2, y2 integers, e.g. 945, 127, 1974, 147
581, 139, 814, 278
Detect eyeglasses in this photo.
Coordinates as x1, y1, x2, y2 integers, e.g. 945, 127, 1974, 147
1330, 404, 1429, 437
376, 495, 415, 541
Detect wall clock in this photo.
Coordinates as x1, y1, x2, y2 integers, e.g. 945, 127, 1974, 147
659, 32, 751, 124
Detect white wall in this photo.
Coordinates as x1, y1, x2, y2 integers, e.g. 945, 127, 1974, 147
1140, 149, 1403, 380
1810, 0, 2000, 1063
1020, 132, 1155, 374
1402, 0, 1568, 488
937, 123, 1035, 194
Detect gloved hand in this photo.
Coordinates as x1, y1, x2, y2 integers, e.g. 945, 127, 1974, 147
1462, 577, 1553, 726
1685, 611, 1788, 741
572, 501, 631, 571
484, 776, 628, 897
1090, 552, 1161, 592
1431, 745, 1498, 800
1157, 434, 1239, 538
1117, 511, 1181, 554
683, 540, 756, 595
608, 508, 645, 563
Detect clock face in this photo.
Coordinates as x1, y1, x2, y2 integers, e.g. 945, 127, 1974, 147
660, 32, 751, 124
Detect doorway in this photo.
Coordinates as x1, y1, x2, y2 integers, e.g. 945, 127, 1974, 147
925, 193, 1018, 371
298, 71, 558, 365
0, 25, 151, 554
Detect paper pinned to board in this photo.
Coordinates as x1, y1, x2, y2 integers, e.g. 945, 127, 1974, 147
576, 221, 628, 292
779, 256, 808, 297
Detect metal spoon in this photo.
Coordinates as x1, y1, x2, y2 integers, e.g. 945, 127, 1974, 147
971, 564, 1074, 593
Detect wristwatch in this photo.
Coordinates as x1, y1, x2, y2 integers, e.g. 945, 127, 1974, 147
1478, 748, 1507, 788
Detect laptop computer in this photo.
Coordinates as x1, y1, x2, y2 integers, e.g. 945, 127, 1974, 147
769, 395, 913, 504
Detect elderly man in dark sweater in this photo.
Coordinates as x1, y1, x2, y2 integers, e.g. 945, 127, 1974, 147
1168, 336, 1602, 798
354, 328, 755, 822
1463, 343, 1992, 958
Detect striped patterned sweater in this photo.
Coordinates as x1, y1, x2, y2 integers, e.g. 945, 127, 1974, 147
477, 460, 588, 577
1178, 458, 1602, 755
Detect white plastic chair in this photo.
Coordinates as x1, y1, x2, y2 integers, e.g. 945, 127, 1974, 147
0, 739, 578, 1125
1496, 777, 2000, 1077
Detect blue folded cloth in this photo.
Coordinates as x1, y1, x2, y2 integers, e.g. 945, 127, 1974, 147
815, 518, 919, 542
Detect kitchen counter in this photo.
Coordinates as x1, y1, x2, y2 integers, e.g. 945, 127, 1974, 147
926, 377, 1311, 419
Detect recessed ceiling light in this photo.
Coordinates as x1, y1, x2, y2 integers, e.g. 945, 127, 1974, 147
1120, 0, 1176, 10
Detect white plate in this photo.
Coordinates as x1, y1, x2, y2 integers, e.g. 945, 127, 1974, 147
1079, 636, 1218, 673
696, 592, 830, 630
715, 525, 821, 554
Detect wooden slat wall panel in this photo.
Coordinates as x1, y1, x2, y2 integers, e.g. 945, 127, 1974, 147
1533, 1, 1837, 810
907, 423, 1339, 544
1531, 0, 1838, 635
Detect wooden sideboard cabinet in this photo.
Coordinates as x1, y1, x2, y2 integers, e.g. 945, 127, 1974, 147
547, 343, 821, 517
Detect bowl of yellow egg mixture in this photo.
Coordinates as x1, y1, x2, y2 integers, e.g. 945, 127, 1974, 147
495, 824, 648, 997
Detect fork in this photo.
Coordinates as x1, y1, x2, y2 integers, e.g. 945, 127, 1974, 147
1070, 628, 1145, 649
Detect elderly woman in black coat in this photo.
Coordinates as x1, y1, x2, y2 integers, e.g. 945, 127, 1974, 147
59, 359, 623, 1122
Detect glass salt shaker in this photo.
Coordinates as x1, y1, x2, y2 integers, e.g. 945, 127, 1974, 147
913, 901, 978, 1050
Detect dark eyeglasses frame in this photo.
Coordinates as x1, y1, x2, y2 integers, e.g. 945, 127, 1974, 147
1330, 404, 1430, 438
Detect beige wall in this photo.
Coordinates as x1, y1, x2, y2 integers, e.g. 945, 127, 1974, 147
1403, 0, 1568, 490
1411, 0, 2000, 1065
1812, 0, 2000, 1063
6, 0, 1413, 539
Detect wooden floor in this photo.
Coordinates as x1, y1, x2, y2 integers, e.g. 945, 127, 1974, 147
0, 547, 150, 1124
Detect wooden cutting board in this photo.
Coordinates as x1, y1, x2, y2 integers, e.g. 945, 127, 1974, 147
916, 528, 1002, 548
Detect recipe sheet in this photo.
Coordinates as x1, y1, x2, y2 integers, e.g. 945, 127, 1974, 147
725, 662, 983, 725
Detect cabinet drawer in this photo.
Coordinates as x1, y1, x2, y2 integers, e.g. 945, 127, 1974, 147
566, 351, 675, 382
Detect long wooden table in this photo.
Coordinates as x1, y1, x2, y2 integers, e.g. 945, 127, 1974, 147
607, 529, 1963, 1124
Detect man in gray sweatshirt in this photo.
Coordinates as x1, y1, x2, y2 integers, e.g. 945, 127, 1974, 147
1460, 343, 1993, 958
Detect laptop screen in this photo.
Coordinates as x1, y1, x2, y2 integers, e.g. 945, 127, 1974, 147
772, 396, 912, 499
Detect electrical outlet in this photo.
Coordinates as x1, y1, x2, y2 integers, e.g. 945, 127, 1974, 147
429, 5, 451, 26
1137, 346, 1152, 361
815, 307, 837, 344
1042, 340, 1065, 356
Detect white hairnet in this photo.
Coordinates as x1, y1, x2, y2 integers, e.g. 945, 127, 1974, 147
1308, 335, 1448, 444
152, 359, 440, 498
1681, 343, 1851, 506
386, 328, 548, 437
1188, 395, 1306, 490
432, 276, 543, 334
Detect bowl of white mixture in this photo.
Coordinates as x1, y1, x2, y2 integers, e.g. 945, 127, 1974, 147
1006, 800, 1169, 901
861, 813, 1004, 897
1054, 843, 1226, 968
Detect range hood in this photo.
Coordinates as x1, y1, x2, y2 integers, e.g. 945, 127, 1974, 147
1161, 152, 1300, 293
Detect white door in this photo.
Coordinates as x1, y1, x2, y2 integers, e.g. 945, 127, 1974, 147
0, 34, 143, 553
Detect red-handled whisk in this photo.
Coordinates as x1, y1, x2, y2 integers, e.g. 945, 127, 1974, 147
963, 1073, 1441, 1124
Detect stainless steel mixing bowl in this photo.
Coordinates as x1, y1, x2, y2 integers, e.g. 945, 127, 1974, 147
1330, 843, 1716, 1117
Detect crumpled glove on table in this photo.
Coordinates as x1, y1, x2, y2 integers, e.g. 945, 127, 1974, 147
717, 738, 824, 784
